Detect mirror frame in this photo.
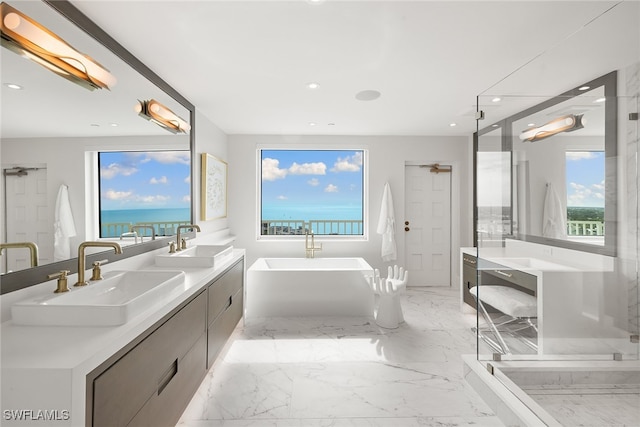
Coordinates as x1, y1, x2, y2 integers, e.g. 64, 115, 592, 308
474, 71, 617, 257
1, 0, 196, 294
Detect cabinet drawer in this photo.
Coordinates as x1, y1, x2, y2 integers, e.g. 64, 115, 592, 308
93, 291, 207, 427
462, 254, 477, 268
208, 260, 244, 322
127, 333, 207, 427
483, 268, 536, 295
208, 288, 243, 367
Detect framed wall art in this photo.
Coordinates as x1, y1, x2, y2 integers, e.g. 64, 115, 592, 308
201, 153, 227, 220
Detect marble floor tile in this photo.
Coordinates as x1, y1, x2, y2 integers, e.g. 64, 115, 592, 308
179, 287, 502, 426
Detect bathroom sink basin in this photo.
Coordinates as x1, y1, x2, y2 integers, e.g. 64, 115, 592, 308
155, 245, 233, 268
11, 270, 186, 326
490, 257, 578, 271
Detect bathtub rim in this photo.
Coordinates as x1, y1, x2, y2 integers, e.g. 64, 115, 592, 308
248, 257, 374, 272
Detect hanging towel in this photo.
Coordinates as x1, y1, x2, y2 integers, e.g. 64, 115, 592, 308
542, 183, 566, 239
376, 182, 397, 261
54, 184, 77, 261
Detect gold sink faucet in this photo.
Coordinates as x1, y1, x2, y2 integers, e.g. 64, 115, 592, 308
176, 224, 200, 251
305, 230, 322, 258
131, 225, 156, 242
75, 241, 122, 287
0, 242, 39, 267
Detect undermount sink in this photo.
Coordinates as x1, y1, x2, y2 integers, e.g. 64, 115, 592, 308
11, 270, 186, 327
155, 245, 233, 268
490, 257, 578, 271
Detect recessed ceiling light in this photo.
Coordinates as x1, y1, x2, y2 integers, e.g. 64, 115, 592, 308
594, 97, 606, 103
5, 83, 23, 90
308, 122, 317, 126
449, 123, 457, 127
306, 82, 320, 90
306, 0, 325, 4
355, 90, 381, 101
527, 123, 535, 127
491, 97, 501, 103
110, 123, 118, 127
578, 86, 590, 91
491, 124, 499, 128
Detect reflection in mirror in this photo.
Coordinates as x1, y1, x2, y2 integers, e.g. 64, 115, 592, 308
476, 71, 617, 257
0, 0, 194, 290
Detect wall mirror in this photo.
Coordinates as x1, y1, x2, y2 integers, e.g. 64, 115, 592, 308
1, 0, 195, 293
475, 71, 617, 257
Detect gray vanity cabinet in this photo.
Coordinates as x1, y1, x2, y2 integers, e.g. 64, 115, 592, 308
92, 290, 207, 427
462, 254, 477, 307
207, 259, 244, 367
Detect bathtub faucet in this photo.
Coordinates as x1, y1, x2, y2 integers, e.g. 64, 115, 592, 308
304, 230, 322, 258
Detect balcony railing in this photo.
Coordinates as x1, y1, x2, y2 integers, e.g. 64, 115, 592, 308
101, 221, 192, 238
261, 219, 363, 235
566, 220, 604, 236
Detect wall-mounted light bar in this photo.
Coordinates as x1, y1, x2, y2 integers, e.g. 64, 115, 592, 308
0, 2, 116, 91
519, 114, 585, 142
135, 99, 191, 134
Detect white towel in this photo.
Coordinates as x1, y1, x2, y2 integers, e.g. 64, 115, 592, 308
54, 184, 77, 261
376, 182, 397, 261
542, 183, 566, 239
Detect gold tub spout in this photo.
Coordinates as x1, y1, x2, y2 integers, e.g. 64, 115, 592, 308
75, 241, 122, 287
0, 242, 39, 267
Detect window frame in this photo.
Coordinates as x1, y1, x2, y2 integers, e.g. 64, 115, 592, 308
256, 146, 369, 242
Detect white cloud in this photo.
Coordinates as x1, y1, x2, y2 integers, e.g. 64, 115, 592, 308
307, 178, 320, 186
184, 175, 191, 184
324, 184, 338, 193
262, 158, 288, 181
143, 151, 190, 165
103, 189, 133, 200
331, 152, 362, 172
139, 195, 171, 203
277, 195, 288, 200
100, 163, 138, 179
150, 176, 169, 184
182, 195, 191, 203
567, 181, 605, 207
289, 162, 326, 175
566, 152, 598, 161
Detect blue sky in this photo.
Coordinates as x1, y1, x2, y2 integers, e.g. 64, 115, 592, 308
261, 150, 363, 220
566, 151, 605, 207
99, 151, 191, 210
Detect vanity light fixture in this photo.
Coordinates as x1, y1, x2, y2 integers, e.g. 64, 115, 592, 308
4, 82, 22, 90
0, 3, 116, 91
135, 99, 191, 134
519, 114, 585, 142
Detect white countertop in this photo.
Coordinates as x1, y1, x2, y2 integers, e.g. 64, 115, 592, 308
1, 246, 245, 426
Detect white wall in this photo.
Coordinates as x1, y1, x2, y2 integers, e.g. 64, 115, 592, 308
193, 110, 229, 236
227, 134, 474, 286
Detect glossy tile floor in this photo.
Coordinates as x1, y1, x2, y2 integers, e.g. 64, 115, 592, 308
178, 287, 505, 426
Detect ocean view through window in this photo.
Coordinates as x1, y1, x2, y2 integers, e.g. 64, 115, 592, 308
260, 149, 365, 236
98, 151, 191, 238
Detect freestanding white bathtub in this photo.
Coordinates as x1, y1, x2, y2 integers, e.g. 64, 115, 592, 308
245, 257, 374, 320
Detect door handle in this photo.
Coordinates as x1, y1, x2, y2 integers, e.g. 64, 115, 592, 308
405, 227, 410, 232
404, 221, 409, 225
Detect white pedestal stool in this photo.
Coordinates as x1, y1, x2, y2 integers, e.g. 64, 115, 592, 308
369, 265, 409, 329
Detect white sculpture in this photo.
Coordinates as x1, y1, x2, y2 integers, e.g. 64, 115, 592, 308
369, 265, 409, 329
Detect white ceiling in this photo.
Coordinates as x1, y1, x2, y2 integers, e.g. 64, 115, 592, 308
5, 1, 640, 137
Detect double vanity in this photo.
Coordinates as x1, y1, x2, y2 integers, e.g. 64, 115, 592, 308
1, 241, 244, 426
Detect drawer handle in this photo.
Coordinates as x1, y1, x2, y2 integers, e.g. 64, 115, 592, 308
494, 269, 513, 278
158, 359, 178, 395
463, 258, 476, 265
226, 295, 233, 310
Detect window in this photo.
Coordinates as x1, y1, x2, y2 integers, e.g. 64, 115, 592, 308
565, 151, 605, 240
260, 149, 365, 236
98, 150, 191, 238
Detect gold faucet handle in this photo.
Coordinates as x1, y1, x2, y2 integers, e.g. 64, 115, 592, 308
168, 241, 177, 254
181, 238, 188, 250
91, 259, 109, 281
48, 270, 71, 293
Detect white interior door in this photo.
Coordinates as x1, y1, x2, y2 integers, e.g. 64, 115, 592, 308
3, 167, 51, 273
404, 164, 452, 286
